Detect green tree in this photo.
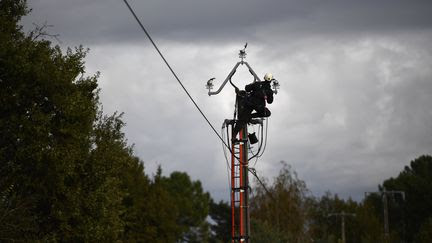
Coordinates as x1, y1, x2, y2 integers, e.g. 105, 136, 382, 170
0, 3, 36, 238
1, 1, 218, 241
120, 166, 212, 242
380, 155, 432, 242
355, 198, 382, 243
250, 218, 289, 243
250, 161, 311, 242
415, 217, 432, 243
119, 151, 152, 241
161, 171, 211, 242
308, 192, 382, 243
209, 200, 231, 243
120, 166, 179, 242
0, 0, 133, 240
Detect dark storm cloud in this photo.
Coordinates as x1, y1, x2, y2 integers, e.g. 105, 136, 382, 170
23, 0, 432, 45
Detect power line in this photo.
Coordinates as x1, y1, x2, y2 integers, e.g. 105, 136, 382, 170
248, 167, 272, 196
122, 0, 228, 148
121, 0, 270, 195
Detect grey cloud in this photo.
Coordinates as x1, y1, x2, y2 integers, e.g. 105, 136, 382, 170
85, 35, 432, 201
258, 35, 432, 200
23, 0, 432, 45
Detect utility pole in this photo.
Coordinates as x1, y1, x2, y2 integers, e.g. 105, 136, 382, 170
207, 44, 279, 242
328, 211, 356, 243
230, 124, 250, 242
207, 45, 257, 243
365, 189, 405, 243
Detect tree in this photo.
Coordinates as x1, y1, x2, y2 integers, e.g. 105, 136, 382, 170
250, 161, 311, 242
128, 167, 180, 242
1, 1, 216, 241
308, 192, 383, 243
308, 192, 349, 243
120, 166, 212, 242
119, 150, 153, 241
250, 218, 289, 243
209, 200, 231, 243
0, 0, 129, 240
415, 217, 432, 243
355, 198, 382, 243
380, 155, 432, 242
161, 171, 211, 242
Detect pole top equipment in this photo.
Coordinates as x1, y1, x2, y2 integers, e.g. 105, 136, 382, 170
206, 43, 261, 96
239, 43, 248, 63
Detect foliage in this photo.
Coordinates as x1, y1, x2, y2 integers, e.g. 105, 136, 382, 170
250, 218, 289, 243
247, 156, 432, 243
379, 155, 432, 242
1, 0, 107, 239
308, 192, 382, 243
120, 166, 211, 242
250, 161, 311, 242
161, 170, 211, 242
415, 217, 432, 243
0, 0, 212, 241
2, 1, 432, 242
209, 200, 231, 243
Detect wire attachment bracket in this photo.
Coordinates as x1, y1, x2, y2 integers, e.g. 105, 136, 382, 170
206, 43, 261, 96
239, 43, 248, 63
206, 78, 215, 92
272, 79, 280, 94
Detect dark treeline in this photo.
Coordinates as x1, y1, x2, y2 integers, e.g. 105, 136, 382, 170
243, 157, 432, 243
1, 1, 431, 242
0, 1, 210, 241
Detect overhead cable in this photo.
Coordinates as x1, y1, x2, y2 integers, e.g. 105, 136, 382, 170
122, 0, 229, 149
121, 0, 269, 195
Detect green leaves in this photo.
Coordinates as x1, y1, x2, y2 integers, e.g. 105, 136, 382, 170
1, 1, 213, 241
250, 161, 310, 242
1, 1, 121, 240
120, 167, 211, 242
380, 155, 432, 242
0, 0, 28, 37
209, 200, 231, 242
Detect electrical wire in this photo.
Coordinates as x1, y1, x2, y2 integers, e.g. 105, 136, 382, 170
249, 121, 264, 162
251, 131, 262, 167
221, 127, 231, 171
221, 120, 271, 194
257, 117, 269, 158
122, 0, 230, 150
221, 126, 231, 191
248, 167, 272, 197
122, 0, 270, 195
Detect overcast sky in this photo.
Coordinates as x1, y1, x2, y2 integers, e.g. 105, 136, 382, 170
22, 0, 432, 201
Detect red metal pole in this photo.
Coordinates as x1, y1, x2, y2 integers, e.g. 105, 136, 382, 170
239, 130, 244, 237
231, 130, 236, 242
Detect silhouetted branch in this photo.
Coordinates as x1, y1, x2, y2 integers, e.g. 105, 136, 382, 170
29, 21, 61, 43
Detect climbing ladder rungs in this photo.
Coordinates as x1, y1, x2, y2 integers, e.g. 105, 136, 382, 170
231, 127, 249, 242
